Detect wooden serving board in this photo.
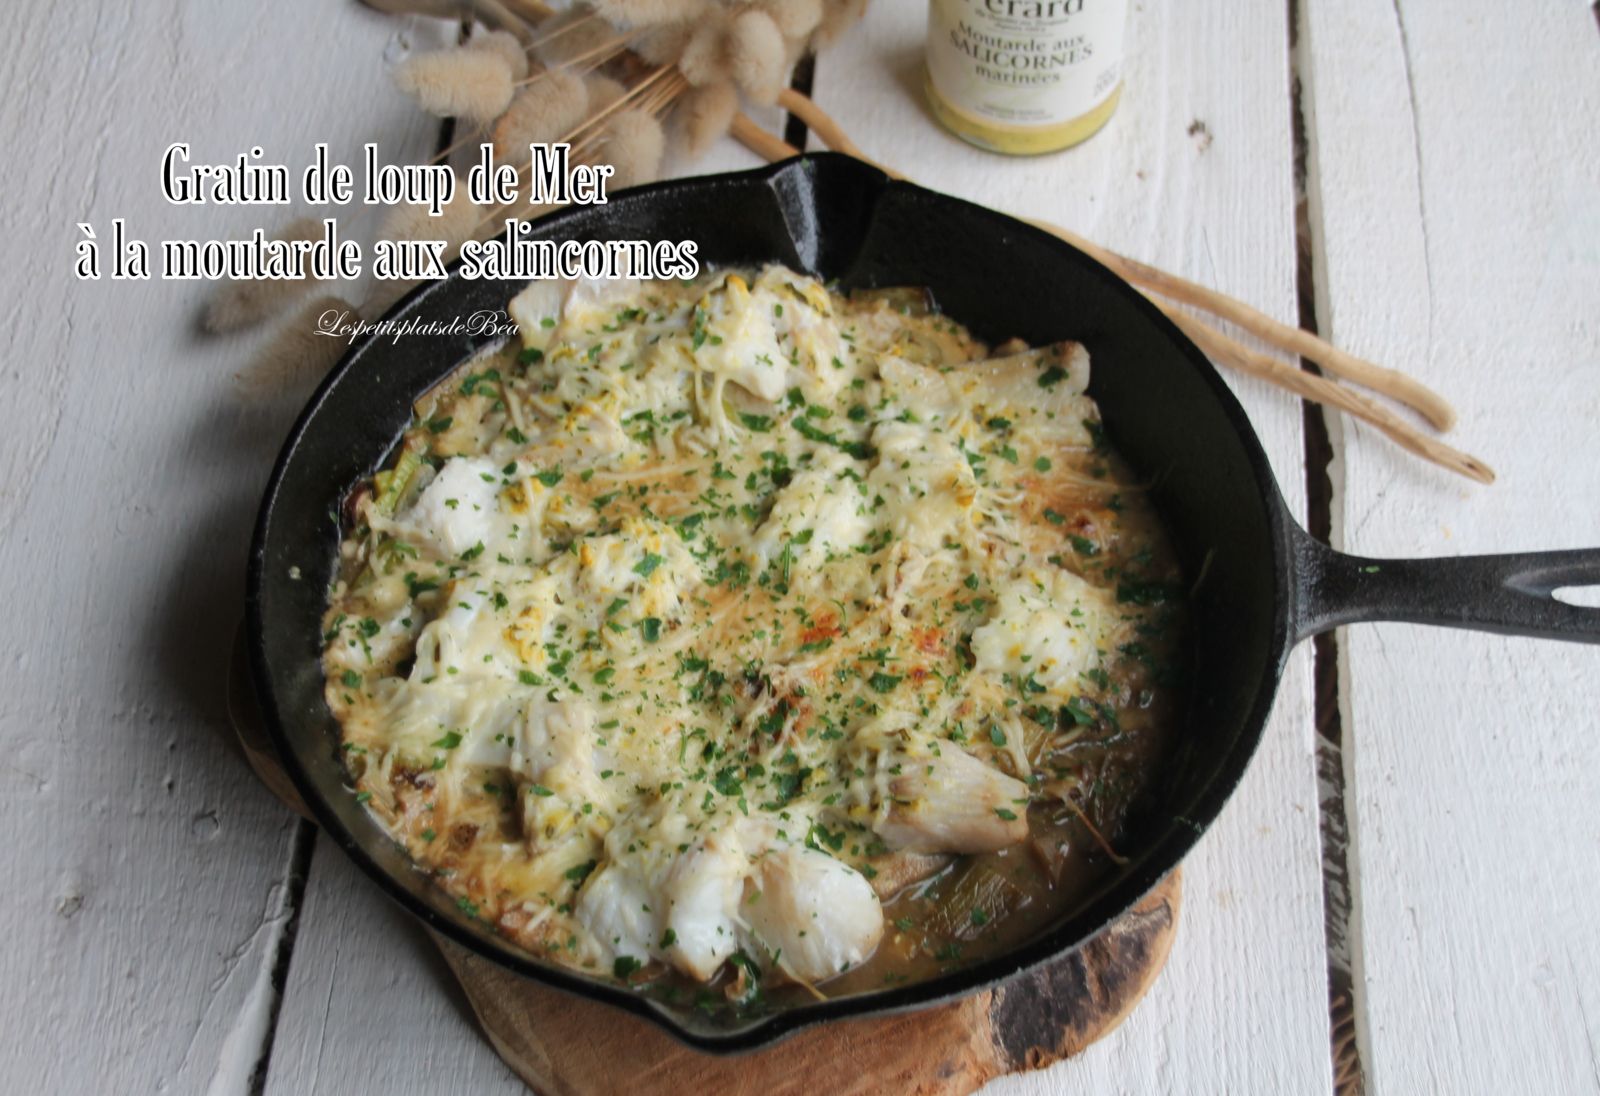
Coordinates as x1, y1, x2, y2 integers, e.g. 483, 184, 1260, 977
229, 628, 1180, 1095
438, 877, 1180, 1096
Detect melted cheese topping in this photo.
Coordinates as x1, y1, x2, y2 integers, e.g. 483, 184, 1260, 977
324, 266, 1170, 992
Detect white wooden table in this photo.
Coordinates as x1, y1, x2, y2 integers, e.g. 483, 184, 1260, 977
2, 3, 1596, 1093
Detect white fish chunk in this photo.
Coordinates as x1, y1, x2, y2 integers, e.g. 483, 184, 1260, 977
512, 699, 614, 851
659, 835, 749, 981
696, 272, 789, 402
853, 729, 1030, 855
971, 565, 1118, 697
744, 844, 883, 982
750, 449, 871, 572
955, 341, 1090, 400
867, 421, 976, 553
398, 456, 504, 558
575, 860, 655, 965
877, 354, 961, 424
508, 279, 565, 353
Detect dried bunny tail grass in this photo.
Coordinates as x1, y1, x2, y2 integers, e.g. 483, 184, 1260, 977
633, 23, 692, 66
392, 48, 515, 123
493, 69, 591, 162
677, 15, 729, 87
204, 217, 325, 334
759, 0, 824, 41
676, 80, 739, 158
602, 109, 666, 189
379, 188, 481, 262
467, 27, 530, 82
534, 9, 624, 67
585, 73, 628, 114
727, 9, 786, 103
591, 0, 707, 29
236, 295, 356, 401
780, 32, 809, 75
813, 0, 869, 48
467, 27, 529, 79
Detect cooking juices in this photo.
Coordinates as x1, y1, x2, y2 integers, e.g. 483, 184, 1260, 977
925, 0, 1128, 155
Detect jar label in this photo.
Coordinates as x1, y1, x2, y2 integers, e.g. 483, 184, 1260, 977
927, 0, 1126, 128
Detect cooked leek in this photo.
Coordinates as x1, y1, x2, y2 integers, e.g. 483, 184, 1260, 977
374, 446, 423, 516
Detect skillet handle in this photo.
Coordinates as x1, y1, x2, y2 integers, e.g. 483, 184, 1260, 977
1291, 526, 1600, 644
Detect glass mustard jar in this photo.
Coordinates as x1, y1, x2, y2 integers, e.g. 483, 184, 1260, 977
925, 0, 1128, 155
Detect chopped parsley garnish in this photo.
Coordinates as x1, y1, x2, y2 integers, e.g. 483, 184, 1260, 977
806, 822, 845, 852
460, 369, 501, 396
868, 672, 902, 693
1065, 696, 1096, 725
793, 415, 873, 459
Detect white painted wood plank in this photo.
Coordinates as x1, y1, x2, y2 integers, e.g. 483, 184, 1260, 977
0, 2, 443, 1092
264, 845, 528, 1096
1300, 2, 1600, 1093
814, 4, 1333, 1093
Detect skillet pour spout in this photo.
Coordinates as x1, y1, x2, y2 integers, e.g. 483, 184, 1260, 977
248, 153, 1600, 1052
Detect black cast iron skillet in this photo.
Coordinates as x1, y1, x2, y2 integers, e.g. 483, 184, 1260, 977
248, 154, 1600, 1052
